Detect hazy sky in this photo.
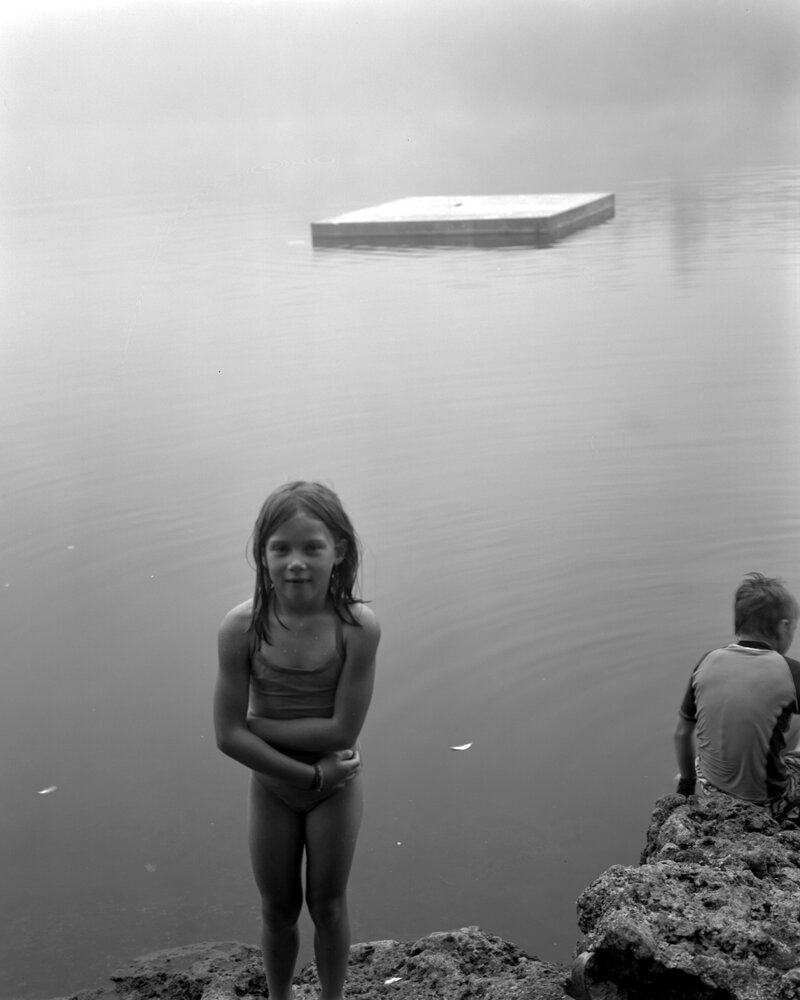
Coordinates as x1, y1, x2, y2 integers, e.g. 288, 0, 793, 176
2, 0, 798, 199
4, 0, 799, 123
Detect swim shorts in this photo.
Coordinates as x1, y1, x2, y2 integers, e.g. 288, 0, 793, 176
695, 753, 800, 823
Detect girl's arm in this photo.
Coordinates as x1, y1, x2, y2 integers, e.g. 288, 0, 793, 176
247, 604, 380, 752
214, 603, 320, 787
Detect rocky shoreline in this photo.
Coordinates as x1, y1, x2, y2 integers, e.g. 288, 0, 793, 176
55, 794, 800, 1000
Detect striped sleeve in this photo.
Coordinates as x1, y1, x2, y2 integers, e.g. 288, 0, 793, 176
783, 655, 800, 712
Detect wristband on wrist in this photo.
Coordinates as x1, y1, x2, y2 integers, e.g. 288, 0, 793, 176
309, 763, 324, 792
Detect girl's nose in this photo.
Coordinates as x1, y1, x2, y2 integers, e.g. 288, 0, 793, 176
288, 555, 306, 570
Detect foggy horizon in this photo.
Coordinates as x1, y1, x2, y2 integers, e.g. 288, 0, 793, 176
3, 0, 798, 124
2, 0, 798, 206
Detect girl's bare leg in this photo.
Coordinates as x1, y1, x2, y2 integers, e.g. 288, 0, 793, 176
304, 775, 364, 1000
249, 777, 305, 1000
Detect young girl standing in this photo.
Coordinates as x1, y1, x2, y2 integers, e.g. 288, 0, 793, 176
214, 481, 380, 1000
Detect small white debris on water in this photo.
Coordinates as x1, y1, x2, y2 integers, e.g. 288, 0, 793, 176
384, 977, 403, 985
145, 863, 157, 872
38, 786, 57, 795
66, 545, 75, 550
450, 742, 473, 751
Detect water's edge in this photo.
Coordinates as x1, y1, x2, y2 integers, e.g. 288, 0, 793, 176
51, 793, 799, 1000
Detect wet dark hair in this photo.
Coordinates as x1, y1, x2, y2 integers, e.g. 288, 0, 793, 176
248, 481, 362, 646
734, 572, 798, 641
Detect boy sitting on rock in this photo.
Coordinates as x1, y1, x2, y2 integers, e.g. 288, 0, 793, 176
674, 572, 800, 822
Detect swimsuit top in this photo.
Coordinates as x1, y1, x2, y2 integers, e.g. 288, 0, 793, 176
249, 617, 346, 721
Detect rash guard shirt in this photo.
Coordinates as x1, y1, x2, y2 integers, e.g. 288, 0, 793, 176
679, 641, 800, 802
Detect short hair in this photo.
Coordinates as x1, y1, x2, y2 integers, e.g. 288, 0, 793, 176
249, 481, 362, 645
734, 572, 798, 639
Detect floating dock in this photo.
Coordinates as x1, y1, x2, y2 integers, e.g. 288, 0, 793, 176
311, 193, 614, 246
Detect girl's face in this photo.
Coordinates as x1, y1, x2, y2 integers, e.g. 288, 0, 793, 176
263, 512, 344, 611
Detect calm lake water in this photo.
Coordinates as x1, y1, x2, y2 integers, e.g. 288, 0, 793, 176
2, 157, 798, 997
1, 7, 799, 988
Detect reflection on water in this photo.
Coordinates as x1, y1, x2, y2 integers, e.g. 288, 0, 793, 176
1, 164, 799, 997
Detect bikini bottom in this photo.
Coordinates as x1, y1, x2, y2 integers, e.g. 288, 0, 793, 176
250, 772, 350, 817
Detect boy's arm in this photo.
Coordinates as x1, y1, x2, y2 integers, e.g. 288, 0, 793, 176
214, 605, 318, 787
248, 606, 380, 752
674, 715, 697, 796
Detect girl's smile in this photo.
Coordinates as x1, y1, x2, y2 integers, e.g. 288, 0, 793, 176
264, 513, 344, 608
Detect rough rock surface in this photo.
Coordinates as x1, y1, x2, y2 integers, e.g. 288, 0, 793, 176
56, 927, 570, 1000
574, 793, 800, 1000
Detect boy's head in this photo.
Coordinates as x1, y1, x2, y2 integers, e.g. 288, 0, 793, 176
734, 572, 799, 653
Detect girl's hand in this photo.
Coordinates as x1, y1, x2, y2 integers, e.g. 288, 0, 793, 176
319, 749, 362, 789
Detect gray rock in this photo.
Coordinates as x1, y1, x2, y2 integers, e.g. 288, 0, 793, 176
574, 793, 800, 1000
54, 928, 570, 1000
295, 926, 570, 999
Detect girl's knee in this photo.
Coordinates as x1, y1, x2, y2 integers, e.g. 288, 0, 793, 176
261, 897, 302, 932
306, 891, 347, 930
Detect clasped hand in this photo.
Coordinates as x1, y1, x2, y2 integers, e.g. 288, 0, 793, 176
319, 748, 362, 789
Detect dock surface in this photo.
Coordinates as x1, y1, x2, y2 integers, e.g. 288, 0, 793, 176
311, 193, 614, 245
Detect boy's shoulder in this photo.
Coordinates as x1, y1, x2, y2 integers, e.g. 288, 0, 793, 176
782, 654, 800, 695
